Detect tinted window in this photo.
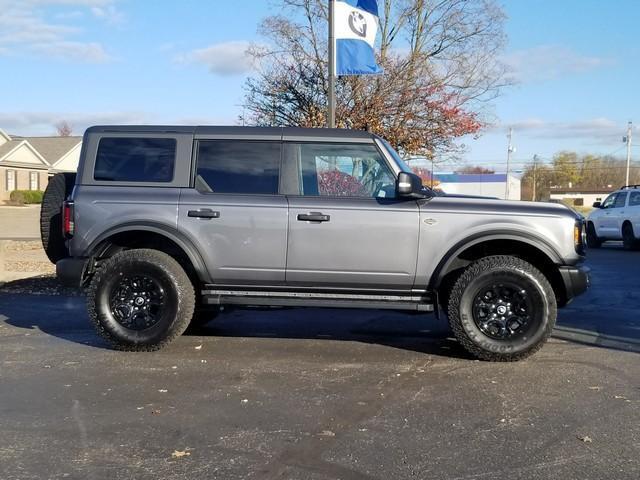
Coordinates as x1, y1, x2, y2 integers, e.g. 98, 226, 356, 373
291, 143, 396, 198
94, 138, 176, 182
196, 141, 280, 194
630, 191, 640, 206
614, 192, 628, 208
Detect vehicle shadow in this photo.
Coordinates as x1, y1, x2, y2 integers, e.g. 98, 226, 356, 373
0, 277, 469, 358
186, 306, 471, 359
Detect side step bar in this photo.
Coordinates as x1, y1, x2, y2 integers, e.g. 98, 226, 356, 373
201, 289, 434, 312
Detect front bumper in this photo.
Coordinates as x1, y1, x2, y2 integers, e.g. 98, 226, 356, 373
558, 264, 590, 304
56, 257, 88, 288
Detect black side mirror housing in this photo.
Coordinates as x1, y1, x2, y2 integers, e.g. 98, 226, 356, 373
592, 201, 602, 209
397, 172, 428, 199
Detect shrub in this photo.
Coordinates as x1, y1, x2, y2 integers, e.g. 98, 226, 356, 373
10, 190, 44, 204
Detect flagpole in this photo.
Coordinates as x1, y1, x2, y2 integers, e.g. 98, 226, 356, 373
328, 0, 336, 128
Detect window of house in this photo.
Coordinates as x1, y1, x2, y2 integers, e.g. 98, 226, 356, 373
196, 141, 281, 195
6, 169, 16, 191
574, 198, 584, 206
94, 138, 176, 182
29, 171, 39, 190
290, 143, 396, 198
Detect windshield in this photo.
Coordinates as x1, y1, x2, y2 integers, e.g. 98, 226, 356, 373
379, 139, 441, 195
379, 139, 413, 174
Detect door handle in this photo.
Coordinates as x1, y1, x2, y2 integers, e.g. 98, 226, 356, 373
297, 212, 330, 222
188, 209, 220, 219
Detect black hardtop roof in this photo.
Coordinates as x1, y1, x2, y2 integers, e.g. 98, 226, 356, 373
85, 125, 378, 142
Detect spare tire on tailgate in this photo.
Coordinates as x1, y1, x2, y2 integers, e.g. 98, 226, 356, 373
40, 172, 76, 264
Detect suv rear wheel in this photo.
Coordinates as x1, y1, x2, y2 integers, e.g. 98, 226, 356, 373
447, 255, 556, 361
87, 249, 195, 351
622, 223, 640, 251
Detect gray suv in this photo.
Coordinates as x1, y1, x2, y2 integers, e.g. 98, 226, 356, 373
42, 126, 589, 361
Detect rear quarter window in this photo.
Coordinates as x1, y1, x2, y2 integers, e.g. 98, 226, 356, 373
94, 137, 176, 182
630, 191, 640, 206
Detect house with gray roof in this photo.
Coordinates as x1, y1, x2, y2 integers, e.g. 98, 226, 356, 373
0, 128, 82, 202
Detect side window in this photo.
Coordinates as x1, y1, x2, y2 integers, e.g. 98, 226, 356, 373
94, 138, 176, 182
614, 192, 628, 208
601, 193, 617, 209
630, 191, 640, 206
196, 141, 281, 195
290, 143, 396, 198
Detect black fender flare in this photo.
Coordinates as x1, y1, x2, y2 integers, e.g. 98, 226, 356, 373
429, 230, 563, 290
87, 221, 212, 283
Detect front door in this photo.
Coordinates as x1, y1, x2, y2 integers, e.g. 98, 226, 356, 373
610, 191, 628, 239
594, 193, 617, 238
178, 139, 288, 285
284, 142, 420, 290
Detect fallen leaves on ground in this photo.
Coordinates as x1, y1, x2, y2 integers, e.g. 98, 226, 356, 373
171, 450, 191, 458
578, 435, 593, 443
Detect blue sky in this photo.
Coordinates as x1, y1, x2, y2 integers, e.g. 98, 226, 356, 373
1, 0, 638, 171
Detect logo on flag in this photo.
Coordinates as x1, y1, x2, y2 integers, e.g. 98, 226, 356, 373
335, 0, 383, 76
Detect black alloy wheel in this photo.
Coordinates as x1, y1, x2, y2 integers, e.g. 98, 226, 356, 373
471, 283, 534, 340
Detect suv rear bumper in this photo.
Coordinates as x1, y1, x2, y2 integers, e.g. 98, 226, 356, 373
56, 257, 88, 287
558, 264, 590, 304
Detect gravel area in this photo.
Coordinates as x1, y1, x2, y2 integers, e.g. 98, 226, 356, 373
0, 240, 57, 283
0, 274, 83, 296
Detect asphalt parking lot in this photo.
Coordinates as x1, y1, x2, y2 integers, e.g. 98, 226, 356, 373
0, 246, 638, 480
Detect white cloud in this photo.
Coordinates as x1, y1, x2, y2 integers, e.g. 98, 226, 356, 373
175, 41, 258, 76
90, 4, 124, 25
494, 118, 633, 144
502, 45, 613, 83
0, 111, 150, 136
0, 111, 238, 136
0, 0, 120, 63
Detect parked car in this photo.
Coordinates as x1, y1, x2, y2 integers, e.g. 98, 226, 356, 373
41, 126, 589, 361
586, 185, 640, 250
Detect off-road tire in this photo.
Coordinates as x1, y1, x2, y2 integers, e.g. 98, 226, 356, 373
87, 249, 195, 351
622, 223, 640, 251
447, 255, 557, 362
586, 222, 602, 249
40, 172, 76, 263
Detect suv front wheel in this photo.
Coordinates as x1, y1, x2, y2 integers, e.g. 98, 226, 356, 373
446, 255, 557, 361
87, 249, 195, 351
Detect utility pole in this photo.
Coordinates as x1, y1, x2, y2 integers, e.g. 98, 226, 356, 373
625, 121, 632, 186
532, 154, 539, 201
431, 157, 435, 189
327, 0, 336, 128
506, 127, 514, 199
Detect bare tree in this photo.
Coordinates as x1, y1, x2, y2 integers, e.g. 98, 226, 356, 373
456, 165, 496, 174
55, 121, 73, 137
243, 0, 509, 159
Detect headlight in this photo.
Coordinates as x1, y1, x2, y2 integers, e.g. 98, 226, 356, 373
574, 221, 586, 255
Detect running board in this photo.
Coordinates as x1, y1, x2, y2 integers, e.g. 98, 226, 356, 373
201, 289, 434, 312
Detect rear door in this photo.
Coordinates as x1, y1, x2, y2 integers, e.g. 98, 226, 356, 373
178, 138, 288, 285
629, 191, 640, 235
283, 141, 420, 290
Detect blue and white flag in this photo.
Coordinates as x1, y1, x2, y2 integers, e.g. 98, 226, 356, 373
334, 0, 383, 76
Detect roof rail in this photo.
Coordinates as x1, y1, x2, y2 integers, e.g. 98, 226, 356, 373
621, 185, 640, 190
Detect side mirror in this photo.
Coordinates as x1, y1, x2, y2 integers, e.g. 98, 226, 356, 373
592, 201, 602, 209
397, 172, 428, 199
